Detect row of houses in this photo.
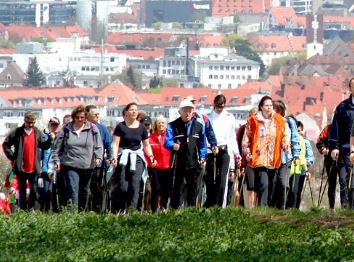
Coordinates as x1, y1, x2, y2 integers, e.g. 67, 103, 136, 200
0, 73, 349, 141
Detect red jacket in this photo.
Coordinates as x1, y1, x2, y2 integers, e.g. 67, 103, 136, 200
146, 130, 171, 170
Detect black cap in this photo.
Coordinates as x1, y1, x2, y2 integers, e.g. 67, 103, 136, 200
141, 116, 152, 125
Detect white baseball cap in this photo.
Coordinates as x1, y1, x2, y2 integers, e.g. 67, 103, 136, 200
179, 99, 195, 109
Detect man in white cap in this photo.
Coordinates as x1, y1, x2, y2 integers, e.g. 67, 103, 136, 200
165, 99, 207, 208
185, 95, 218, 154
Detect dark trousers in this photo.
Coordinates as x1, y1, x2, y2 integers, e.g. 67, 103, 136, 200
63, 166, 93, 211
253, 167, 277, 207
111, 157, 144, 213
150, 168, 171, 212
171, 165, 200, 209
287, 175, 306, 209
327, 156, 349, 208
204, 151, 230, 207
52, 170, 67, 213
37, 172, 52, 212
271, 162, 291, 209
17, 171, 38, 211
89, 167, 105, 212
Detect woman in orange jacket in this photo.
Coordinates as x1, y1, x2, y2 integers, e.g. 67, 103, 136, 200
242, 96, 288, 207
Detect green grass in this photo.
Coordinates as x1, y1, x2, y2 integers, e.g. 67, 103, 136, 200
1, 208, 354, 261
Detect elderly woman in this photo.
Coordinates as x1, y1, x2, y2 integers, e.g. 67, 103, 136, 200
147, 116, 172, 212
242, 96, 288, 207
51, 105, 103, 211
111, 102, 156, 213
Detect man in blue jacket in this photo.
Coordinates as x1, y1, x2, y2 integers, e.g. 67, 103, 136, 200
165, 99, 207, 208
329, 77, 354, 208
86, 105, 113, 212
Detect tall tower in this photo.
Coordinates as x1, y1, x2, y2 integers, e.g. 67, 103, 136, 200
306, 0, 323, 59
77, 0, 93, 32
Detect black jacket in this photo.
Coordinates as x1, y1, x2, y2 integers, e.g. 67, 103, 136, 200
2, 125, 52, 174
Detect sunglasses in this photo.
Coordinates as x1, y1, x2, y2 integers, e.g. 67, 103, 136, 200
50, 122, 59, 126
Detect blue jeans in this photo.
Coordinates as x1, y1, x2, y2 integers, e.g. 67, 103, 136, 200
63, 166, 93, 211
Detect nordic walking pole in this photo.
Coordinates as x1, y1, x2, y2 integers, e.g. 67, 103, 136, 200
196, 163, 206, 208
230, 168, 239, 206
308, 176, 315, 207
317, 163, 326, 207
168, 151, 177, 209
318, 160, 337, 207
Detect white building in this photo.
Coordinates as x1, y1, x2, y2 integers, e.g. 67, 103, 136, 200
5, 40, 127, 79
190, 47, 260, 89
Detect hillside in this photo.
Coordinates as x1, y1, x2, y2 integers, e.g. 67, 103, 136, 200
1, 208, 353, 261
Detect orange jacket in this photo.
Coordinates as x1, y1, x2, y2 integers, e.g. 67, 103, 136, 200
246, 112, 286, 169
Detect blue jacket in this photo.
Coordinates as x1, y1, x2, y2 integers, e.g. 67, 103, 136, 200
194, 112, 217, 148
96, 122, 113, 167
41, 133, 52, 173
281, 116, 301, 164
165, 117, 207, 168
329, 95, 354, 154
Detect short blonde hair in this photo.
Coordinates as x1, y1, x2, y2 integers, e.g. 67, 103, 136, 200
154, 115, 167, 129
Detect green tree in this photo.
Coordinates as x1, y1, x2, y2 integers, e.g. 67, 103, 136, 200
224, 36, 266, 78
116, 66, 143, 90
233, 14, 242, 33
0, 39, 15, 49
268, 52, 306, 75
149, 76, 162, 89
25, 57, 46, 87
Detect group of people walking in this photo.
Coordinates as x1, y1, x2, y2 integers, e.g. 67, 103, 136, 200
2, 78, 354, 214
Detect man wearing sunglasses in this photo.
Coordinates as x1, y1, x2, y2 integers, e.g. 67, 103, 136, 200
3, 111, 53, 211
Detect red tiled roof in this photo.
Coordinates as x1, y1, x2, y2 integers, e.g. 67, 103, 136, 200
211, 0, 272, 16
0, 48, 15, 54
92, 46, 164, 59
0, 83, 147, 109
5, 24, 88, 42
324, 16, 354, 29
270, 7, 297, 26
6, 25, 42, 41
248, 35, 306, 52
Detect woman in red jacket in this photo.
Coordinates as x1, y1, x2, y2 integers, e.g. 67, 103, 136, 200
148, 116, 172, 212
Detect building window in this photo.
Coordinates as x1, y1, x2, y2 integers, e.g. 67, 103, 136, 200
220, 75, 224, 79
214, 66, 219, 70
220, 65, 224, 70
236, 66, 240, 70
172, 95, 180, 102
247, 66, 251, 70
214, 75, 218, 79
228, 84, 232, 88
110, 57, 115, 62
242, 66, 246, 71
209, 65, 212, 70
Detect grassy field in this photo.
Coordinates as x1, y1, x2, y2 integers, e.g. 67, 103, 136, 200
1, 208, 354, 261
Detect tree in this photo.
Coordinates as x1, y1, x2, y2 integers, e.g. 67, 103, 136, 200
224, 36, 266, 78
116, 66, 143, 90
25, 57, 46, 87
149, 76, 162, 89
